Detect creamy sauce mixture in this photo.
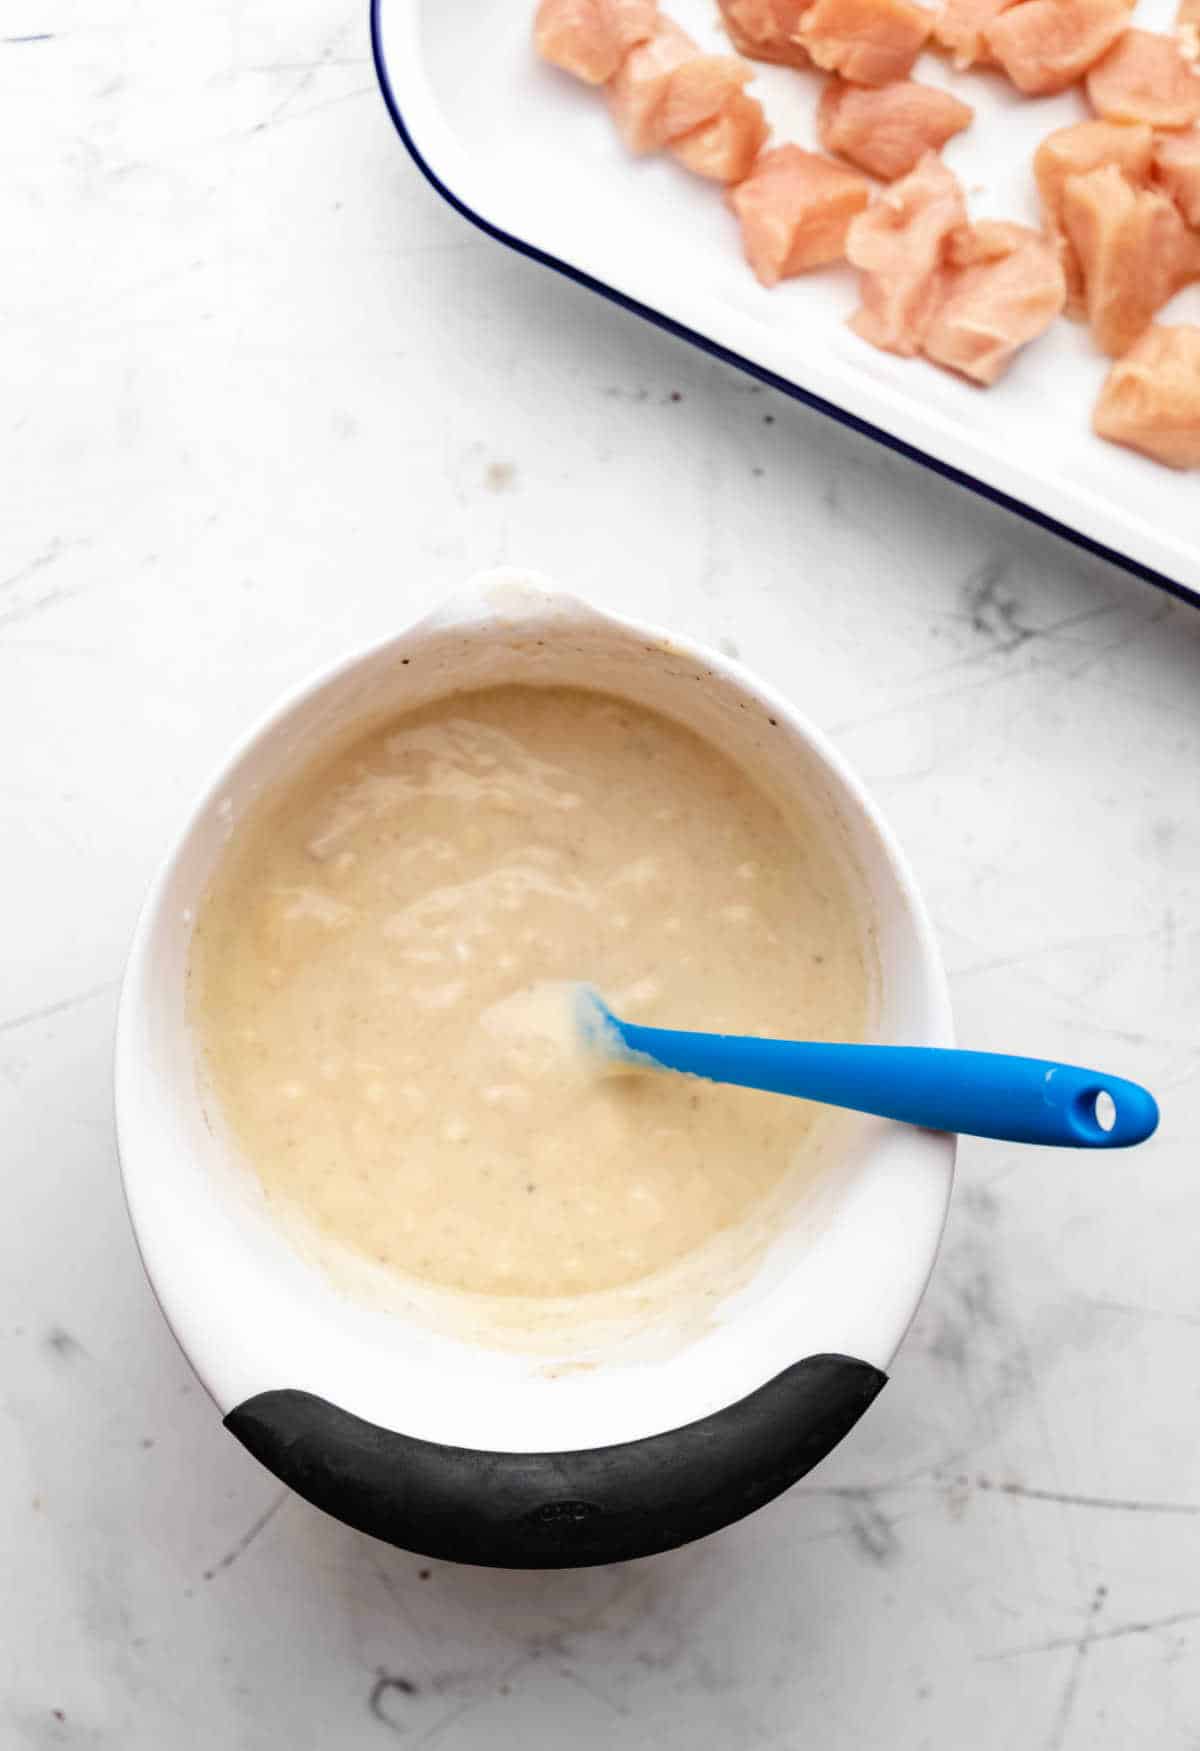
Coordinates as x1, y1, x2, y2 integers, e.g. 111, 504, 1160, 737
191, 686, 869, 1300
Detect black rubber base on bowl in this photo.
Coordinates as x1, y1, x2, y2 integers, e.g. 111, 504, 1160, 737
225, 1352, 886, 1568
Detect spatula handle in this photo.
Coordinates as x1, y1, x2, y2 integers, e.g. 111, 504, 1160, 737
610, 1028, 1159, 1149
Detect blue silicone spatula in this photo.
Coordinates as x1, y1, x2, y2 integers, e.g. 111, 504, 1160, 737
576, 988, 1159, 1149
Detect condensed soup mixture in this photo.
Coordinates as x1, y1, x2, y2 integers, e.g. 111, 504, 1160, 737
190, 685, 871, 1301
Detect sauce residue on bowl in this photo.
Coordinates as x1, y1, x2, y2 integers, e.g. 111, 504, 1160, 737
189, 684, 870, 1300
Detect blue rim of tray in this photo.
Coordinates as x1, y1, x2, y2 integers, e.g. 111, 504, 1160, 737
369, 0, 1196, 610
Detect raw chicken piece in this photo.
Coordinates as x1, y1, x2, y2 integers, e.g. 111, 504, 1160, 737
658, 57, 754, 143
671, 92, 769, 182
797, 0, 934, 86
846, 151, 967, 353
934, 0, 1018, 69
718, 0, 813, 66
946, 217, 1023, 263
922, 220, 1066, 382
1093, 324, 1200, 466
1062, 163, 1200, 355
818, 78, 973, 180
609, 0, 659, 30
1086, 29, 1200, 127
1034, 119, 1155, 311
729, 145, 873, 284
534, 0, 659, 85
985, 0, 1130, 96
1155, 128, 1200, 226
1180, 0, 1199, 63
607, 18, 752, 152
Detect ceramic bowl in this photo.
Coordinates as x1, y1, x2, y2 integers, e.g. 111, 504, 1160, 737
115, 570, 954, 1568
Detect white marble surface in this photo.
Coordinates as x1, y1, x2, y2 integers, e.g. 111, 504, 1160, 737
3, 3, 1200, 1746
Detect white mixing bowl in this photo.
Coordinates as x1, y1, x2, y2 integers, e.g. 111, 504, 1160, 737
115, 571, 954, 1568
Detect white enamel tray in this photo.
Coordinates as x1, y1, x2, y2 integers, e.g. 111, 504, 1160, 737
371, 0, 1199, 603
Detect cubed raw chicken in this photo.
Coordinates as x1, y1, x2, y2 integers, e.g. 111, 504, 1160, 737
818, 78, 973, 180
608, 18, 752, 152
797, 0, 934, 87
534, 0, 659, 84
1155, 128, 1200, 225
1086, 29, 1200, 126
1180, 0, 1199, 63
846, 151, 967, 354
1034, 119, 1155, 312
1062, 163, 1200, 355
729, 145, 873, 284
671, 93, 769, 182
718, 0, 813, 66
922, 221, 1066, 382
934, 0, 1018, 69
1093, 324, 1200, 466
985, 0, 1130, 96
